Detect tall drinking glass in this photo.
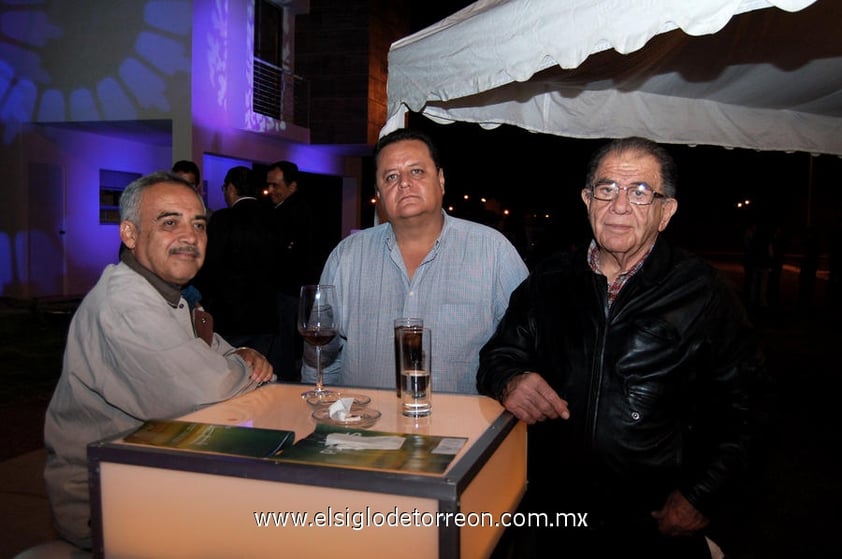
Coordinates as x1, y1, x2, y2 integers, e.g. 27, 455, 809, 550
298, 285, 339, 404
394, 318, 423, 397
399, 327, 432, 417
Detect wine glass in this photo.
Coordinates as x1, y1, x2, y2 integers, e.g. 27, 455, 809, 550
298, 284, 339, 404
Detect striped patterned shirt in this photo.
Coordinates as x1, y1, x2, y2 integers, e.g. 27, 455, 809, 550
302, 212, 529, 394
587, 239, 653, 306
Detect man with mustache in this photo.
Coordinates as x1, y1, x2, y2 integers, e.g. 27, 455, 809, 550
44, 172, 273, 550
302, 128, 528, 394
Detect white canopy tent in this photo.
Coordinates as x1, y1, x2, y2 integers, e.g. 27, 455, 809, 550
385, 0, 842, 156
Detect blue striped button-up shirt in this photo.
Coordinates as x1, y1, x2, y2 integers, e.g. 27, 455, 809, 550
302, 212, 529, 394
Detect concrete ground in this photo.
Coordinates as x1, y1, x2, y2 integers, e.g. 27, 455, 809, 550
0, 448, 57, 558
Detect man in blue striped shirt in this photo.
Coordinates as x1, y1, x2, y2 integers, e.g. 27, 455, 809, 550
302, 128, 528, 394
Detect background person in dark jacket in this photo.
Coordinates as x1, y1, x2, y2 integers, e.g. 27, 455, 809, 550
194, 166, 284, 373
265, 160, 316, 380
478, 137, 761, 558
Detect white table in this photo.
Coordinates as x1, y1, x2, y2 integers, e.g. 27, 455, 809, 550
88, 383, 526, 558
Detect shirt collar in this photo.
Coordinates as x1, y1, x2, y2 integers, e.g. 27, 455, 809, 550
232, 196, 257, 207
586, 239, 655, 278
120, 250, 183, 308
384, 209, 449, 254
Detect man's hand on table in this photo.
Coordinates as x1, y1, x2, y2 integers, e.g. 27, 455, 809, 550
233, 347, 274, 383
502, 372, 570, 424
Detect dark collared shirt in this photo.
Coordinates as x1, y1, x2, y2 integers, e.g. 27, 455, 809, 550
120, 251, 211, 343
120, 250, 182, 307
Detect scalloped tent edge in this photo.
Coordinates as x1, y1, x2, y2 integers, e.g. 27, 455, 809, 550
385, 0, 842, 156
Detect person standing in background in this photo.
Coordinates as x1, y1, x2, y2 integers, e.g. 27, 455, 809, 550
194, 166, 285, 374
172, 160, 202, 196
266, 161, 317, 380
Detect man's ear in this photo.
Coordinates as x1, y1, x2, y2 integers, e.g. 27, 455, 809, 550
658, 198, 678, 232
120, 220, 138, 249
581, 188, 592, 210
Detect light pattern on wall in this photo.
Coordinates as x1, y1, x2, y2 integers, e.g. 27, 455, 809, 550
0, 0, 192, 145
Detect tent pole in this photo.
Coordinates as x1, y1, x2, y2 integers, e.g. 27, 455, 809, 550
806, 154, 814, 229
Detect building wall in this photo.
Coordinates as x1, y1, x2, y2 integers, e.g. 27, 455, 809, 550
295, 0, 408, 145
0, 0, 361, 298
0, 0, 193, 130
0, 0, 194, 298
0, 125, 172, 298
0, 134, 28, 298
368, 0, 409, 144
296, 0, 370, 145
191, 0, 359, 235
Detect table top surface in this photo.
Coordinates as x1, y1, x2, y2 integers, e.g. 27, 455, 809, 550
91, 384, 525, 559
176, 382, 510, 468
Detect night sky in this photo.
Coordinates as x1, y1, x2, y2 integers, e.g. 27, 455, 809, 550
408, 115, 842, 260
398, 2, 842, 262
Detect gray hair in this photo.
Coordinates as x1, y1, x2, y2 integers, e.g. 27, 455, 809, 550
119, 171, 202, 226
585, 137, 678, 198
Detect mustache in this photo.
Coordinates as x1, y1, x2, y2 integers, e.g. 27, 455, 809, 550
169, 245, 200, 257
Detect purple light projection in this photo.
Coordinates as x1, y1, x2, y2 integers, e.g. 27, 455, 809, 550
0, 0, 192, 298
2, 0, 351, 298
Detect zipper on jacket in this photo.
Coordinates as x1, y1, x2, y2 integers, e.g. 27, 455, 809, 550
585, 275, 610, 450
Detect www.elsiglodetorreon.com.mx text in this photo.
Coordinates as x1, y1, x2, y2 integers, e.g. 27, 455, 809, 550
253, 506, 588, 531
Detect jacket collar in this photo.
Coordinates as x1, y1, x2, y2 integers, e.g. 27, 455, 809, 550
636, 235, 675, 284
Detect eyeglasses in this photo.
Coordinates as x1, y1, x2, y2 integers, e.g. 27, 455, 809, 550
589, 180, 667, 205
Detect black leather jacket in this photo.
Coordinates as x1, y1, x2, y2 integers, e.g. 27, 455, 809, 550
478, 237, 761, 517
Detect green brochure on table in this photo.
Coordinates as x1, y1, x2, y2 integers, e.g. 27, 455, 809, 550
277, 423, 467, 474
123, 419, 295, 459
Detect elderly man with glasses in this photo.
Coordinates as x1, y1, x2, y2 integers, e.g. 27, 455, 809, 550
478, 137, 761, 558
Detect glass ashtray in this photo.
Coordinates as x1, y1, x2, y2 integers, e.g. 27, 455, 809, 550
302, 391, 342, 408
304, 392, 371, 410
312, 407, 382, 428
